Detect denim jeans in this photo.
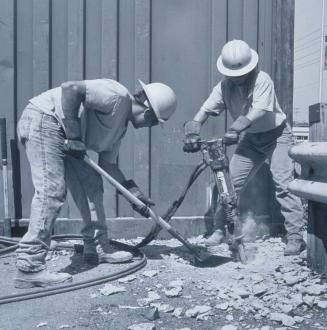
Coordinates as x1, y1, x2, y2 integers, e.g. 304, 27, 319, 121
16, 106, 108, 272
212, 122, 304, 238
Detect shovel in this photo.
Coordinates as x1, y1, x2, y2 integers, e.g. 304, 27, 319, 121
84, 155, 227, 266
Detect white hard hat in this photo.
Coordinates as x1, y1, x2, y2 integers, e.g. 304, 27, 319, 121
217, 40, 258, 77
138, 80, 177, 122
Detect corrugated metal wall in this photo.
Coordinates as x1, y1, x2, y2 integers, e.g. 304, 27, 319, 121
0, 0, 294, 223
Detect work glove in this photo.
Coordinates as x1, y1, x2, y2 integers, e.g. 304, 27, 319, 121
223, 115, 252, 146
63, 139, 86, 159
122, 180, 155, 218
183, 120, 202, 153
62, 117, 86, 159
223, 130, 239, 146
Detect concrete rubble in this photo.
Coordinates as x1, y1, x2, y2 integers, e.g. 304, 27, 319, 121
127, 322, 156, 330
99, 283, 126, 296
124, 235, 327, 328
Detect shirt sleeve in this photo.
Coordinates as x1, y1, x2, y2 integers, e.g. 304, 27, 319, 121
251, 76, 274, 112
84, 79, 117, 113
200, 82, 226, 116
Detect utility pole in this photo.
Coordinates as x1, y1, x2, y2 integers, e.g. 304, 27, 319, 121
319, 0, 325, 103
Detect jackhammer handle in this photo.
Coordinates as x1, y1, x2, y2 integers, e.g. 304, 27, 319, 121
0, 118, 7, 161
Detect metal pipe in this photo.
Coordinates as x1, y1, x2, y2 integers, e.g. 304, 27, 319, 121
0, 118, 11, 237
319, 0, 326, 103
289, 179, 327, 204
289, 142, 327, 167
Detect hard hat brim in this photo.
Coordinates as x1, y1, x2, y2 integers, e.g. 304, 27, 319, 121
138, 79, 164, 123
216, 49, 259, 77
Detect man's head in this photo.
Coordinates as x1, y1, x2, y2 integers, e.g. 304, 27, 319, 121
216, 40, 258, 84
131, 81, 177, 128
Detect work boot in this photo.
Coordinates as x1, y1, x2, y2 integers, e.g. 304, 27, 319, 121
203, 229, 225, 247
14, 269, 72, 289
284, 236, 306, 256
83, 241, 133, 265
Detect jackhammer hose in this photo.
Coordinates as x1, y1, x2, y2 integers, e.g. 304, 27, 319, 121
0, 234, 147, 305
0, 161, 208, 304
136, 161, 207, 248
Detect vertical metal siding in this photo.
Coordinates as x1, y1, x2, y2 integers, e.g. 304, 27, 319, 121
0, 0, 295, 223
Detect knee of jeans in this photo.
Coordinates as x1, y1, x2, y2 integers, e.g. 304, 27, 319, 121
47, 178, 67, 203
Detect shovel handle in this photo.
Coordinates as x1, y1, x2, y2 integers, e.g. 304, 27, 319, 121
83, 155, 201, 258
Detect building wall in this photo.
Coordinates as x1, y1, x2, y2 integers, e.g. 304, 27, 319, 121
0, 0, 294, 224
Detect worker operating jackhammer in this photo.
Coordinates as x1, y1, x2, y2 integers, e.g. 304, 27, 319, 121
183, 40, 305, 256
15, 79, 177, 288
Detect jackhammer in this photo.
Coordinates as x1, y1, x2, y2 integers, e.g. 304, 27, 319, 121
134, 138, 247, 263
199, 138, 246, 263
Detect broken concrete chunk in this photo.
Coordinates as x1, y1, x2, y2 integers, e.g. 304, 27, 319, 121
128, 323, 156, 330
118, 275, 137, 283
317, 300, 327, 309
168, 279, 184, 287
253, 285, 268, 297
270, 313, 296, 327
294, 316, 304, 323
196, 311, 212, 321
142, 270, 159, 278
250, 300, 265, 311
151, 303, 174, 313
226, 314, 234, 321
279, 304, 293, 314
283, 274, 305, 286
221, 325, 238, 330
163, 286, 183, 298
36, 323, 48, 328
215, 302, 229, 310
143, 307, 160, 321
303, 284, 326, 296
185, 305, 212, 318
137, 292, 161, 307
251, 274, 264, 283
289, 293, 303, 307
303, 295, 316, 307
233, 287, 250, 298
99, 284, 126, 296
172, 307, 183, 318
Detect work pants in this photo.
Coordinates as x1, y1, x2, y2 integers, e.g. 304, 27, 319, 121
16, 106, 107, 272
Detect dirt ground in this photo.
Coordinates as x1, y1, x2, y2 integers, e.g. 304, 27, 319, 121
1, 234, 327, 330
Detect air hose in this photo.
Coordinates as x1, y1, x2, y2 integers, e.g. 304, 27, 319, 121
0, 234, 146, 305
0, 161, 207, 304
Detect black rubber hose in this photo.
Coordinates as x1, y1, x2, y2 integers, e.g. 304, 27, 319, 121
135, 161, 207, 249
0, 254, 146, 305
0, 234, 147, 305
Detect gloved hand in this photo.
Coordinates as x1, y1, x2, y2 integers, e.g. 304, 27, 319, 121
63, 139, 86, 159
223, 116, 252, 146
62, 118, 86, 159
122, 180, 155, 218
223, 130, 239, 146
183, 120, 201, 153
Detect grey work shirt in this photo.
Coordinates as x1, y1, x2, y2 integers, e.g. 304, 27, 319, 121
201, 70, 286, 133
28, 79, 131, 162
